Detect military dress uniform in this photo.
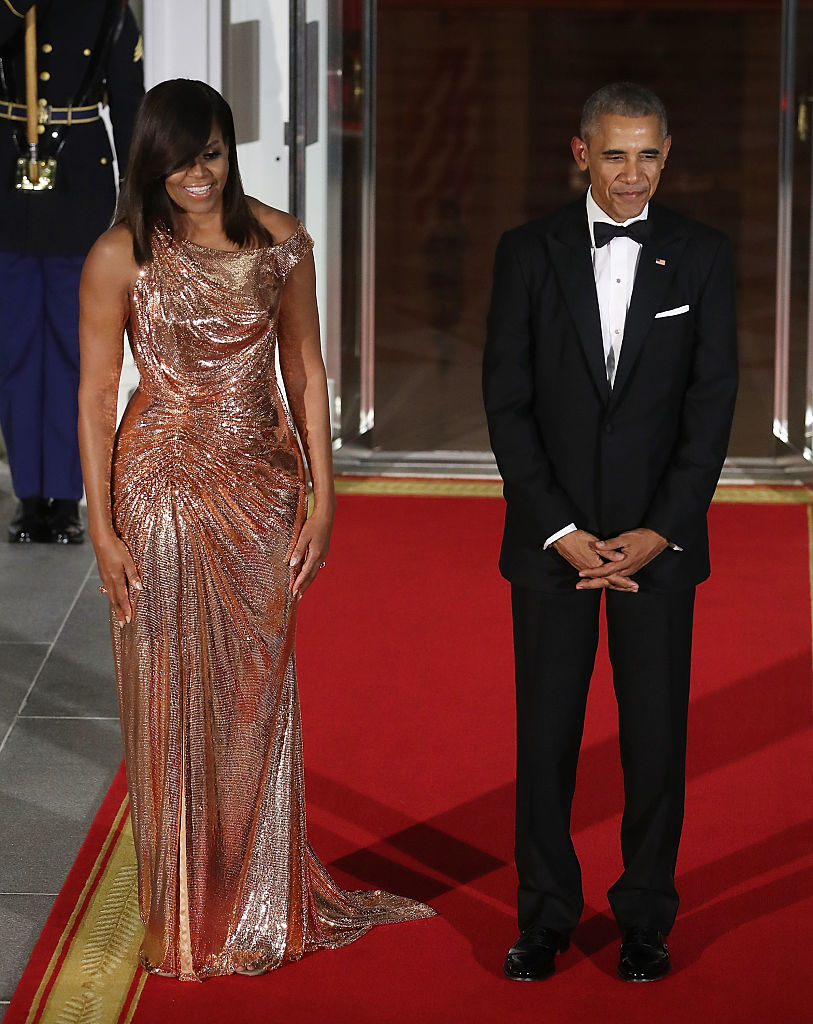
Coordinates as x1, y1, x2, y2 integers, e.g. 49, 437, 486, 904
0, 0, 143, 542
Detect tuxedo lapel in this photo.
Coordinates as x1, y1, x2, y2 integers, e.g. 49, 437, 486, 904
546, 206, 610, 402
609, 208, 688, 405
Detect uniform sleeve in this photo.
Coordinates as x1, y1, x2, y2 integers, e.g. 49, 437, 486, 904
0, 1, 33, 48
104, 5, 144, 176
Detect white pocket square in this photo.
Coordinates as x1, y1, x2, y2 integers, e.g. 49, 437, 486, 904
654, 304, 690, 319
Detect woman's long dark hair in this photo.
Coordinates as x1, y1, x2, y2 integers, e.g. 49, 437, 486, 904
116, 79, 273, 263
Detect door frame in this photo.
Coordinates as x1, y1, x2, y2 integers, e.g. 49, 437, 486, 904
773, 0, 813, 470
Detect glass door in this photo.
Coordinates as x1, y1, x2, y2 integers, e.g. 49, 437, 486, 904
333, 0, 375, 446
368, 0, 786, 461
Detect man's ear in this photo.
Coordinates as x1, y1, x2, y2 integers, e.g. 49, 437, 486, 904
570, 136, 589, 171
662, 134, 672, 164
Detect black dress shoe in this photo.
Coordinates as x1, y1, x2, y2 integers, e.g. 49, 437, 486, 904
503, 926, 569, 981
617, 926, 671, 982
7, 497, 49, 543
47, 499, 85, 545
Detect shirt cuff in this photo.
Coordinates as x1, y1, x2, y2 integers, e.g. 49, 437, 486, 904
544, 523, 577, 549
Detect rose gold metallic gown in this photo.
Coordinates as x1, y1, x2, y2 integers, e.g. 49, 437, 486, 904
110, 224, 433, 981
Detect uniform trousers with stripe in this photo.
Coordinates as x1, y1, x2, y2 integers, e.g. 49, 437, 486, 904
0, 251, 85, 502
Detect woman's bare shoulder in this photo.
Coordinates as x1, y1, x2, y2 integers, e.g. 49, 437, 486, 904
83, 223, 139, 291
87, 223, 138, 269
90, 221, 135, 256
247, 198, 300, 245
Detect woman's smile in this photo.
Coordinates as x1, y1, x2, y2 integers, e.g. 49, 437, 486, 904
164, 131, 229, 215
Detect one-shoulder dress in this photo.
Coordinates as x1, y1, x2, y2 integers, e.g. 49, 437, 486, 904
110, 224, 433, 980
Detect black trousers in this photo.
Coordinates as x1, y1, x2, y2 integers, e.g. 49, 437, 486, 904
511, 584, 695, 935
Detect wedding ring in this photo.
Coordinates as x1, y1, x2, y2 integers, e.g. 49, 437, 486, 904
99, 585, 108, 595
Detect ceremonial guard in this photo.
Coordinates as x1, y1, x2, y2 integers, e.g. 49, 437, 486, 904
0, 0, 143, 542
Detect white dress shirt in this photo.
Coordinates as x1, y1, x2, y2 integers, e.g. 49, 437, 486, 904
587, 186, 649, 386
543, 188, 649, 551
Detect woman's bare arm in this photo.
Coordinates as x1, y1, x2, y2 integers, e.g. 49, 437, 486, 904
78, 225, 142, 625
265, 209, 336, 597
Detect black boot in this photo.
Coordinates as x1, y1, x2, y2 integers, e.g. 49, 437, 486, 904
8, 497, 50, 543
47, 499, 85, 545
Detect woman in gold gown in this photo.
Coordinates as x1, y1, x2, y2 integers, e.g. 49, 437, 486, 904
78, 80, 433, 981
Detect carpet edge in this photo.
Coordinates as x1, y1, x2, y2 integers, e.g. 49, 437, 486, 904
4, 765, 129, 1024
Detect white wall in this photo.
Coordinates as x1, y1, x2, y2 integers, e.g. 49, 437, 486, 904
142, 0, 223, 90
229, 0, 290, 212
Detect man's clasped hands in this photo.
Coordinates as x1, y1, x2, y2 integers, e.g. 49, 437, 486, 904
554, 528, 669, 592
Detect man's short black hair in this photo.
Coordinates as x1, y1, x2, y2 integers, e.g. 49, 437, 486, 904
580, 82, 668, 143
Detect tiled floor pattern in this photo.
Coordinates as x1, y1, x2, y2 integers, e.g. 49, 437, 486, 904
0, 464, 121, 1020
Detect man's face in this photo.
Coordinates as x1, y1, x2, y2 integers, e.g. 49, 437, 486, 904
570, 113, 671, 223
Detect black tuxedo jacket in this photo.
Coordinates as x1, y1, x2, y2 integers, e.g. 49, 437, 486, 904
483, 198, 738, 593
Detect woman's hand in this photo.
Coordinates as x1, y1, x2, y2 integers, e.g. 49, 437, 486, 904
93, 529, 142, 627
289, 511, 333, 599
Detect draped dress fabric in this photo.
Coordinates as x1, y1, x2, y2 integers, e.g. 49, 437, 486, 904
110, 224, 434, 980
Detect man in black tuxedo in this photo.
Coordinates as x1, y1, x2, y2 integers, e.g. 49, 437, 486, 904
483, 82, 737, 983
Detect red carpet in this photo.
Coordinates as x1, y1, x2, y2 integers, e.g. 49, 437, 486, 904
8, 491, 813, 1023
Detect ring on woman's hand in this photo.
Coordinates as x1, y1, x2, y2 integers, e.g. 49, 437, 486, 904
99, 585, 108, 595
319, 561, 326, 569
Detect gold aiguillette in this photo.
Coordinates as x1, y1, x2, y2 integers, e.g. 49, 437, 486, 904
14, 6, 56, 191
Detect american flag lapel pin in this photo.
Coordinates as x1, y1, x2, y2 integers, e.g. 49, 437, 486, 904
655, 258, 667, 266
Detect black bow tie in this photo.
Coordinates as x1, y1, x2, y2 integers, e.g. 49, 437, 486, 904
593, 219, 652, 248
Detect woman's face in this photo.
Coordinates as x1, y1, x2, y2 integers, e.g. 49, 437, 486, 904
164, 127, 229, 217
